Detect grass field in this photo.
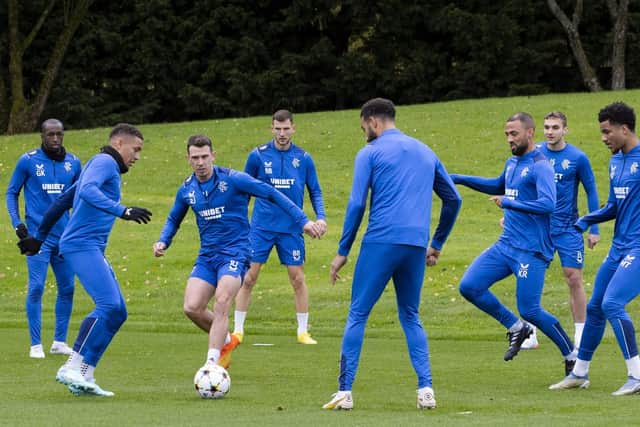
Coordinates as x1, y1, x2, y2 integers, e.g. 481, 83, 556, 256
1, 90, 640, 426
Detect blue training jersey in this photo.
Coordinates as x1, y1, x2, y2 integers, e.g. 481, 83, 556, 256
158, 166, 309, 258
338, 128, 461, 256
537, 142, 599, 235
576, 144, 640, 251
59, 153, 128, 254
451, 148, 556, 261
245, 141, 325, 234
5, 148, 81, 239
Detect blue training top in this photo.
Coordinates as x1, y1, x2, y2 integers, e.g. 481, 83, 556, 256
158, 166, 309, 258
451, 148, 556, 261
338, 128, 461, 256
59, 153, 128, 254
576, 144, 640, 251
537, 142, 599, 235
5, 148, 81, 239
245, 141, 325, 234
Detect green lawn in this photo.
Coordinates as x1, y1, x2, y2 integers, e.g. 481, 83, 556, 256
1, 90, 640, 426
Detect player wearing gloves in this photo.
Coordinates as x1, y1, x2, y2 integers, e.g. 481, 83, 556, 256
27, 123, 152, 397
5, 119, 81, 359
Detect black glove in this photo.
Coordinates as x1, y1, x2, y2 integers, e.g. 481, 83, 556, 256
15, 223, 28, 239
121, 206, 152, 224
18, 236, 43, 256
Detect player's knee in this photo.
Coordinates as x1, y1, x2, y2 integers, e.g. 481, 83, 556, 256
103, 303, 127, 330
56, 282, 74, 298
458, 280, 479, 301
586, 301, 606, 321
517, 302, 542, 323
602, 297, 625, 320
241, 275, 256, 290
565, 271, 583, 289
27, 286, 45, 301
183, 302, 202, 319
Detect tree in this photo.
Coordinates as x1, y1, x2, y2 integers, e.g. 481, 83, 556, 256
548, 0, 630, 91
607, 0, 630, 89
1, 0, 93, 134
547, 0, 602, 91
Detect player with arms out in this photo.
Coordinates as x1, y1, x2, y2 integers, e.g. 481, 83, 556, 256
323, 98, 461, 410
550, 102, 640, 395
5, 119, 81, 359
233, 110, 327, 345
153, 135, 321, 371
522, 111, 600, 350
451, 112, 576, 376
27, 124, 153, 397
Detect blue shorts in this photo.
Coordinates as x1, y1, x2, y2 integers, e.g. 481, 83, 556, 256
190, 253, 250, 286
551, 229, 584, 269
249, 229, 305, 266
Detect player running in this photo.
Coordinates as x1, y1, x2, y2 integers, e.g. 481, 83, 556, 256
451, 112, 576, 376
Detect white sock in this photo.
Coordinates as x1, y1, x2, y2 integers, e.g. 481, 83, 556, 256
573, 359, 590, 377
66, 351, 83, 369
234, 310, 247, 334
574, 322, 585, 348
207, 348, 220, 364
297, 312, 309, 335
508, 319, 524, 332
625, 355, 640, 379
52, 340, 66, 347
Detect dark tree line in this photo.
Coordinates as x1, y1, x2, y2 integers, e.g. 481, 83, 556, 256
1, 0, 639, 133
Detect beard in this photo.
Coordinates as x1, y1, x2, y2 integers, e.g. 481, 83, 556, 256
511, 142, 528, 156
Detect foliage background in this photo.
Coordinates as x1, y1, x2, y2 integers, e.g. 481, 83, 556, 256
1, 0, 639, 131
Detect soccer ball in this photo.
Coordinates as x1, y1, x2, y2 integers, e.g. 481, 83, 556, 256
194, 364, 231, 399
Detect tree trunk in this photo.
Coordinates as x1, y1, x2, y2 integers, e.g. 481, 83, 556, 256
607, 0, 629, 90
547, 0, 602, 92
5, 0, 92, 134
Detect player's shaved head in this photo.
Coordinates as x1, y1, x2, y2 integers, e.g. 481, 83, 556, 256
507, 112, 535, 130
41, 119, 63, 133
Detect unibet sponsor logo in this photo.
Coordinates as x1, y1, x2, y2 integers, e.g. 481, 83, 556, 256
614, 186, 629, 199
554, 173, 564, 182
42, 183, 65, 194
504, 188, 518, 200
198, 206, 225, 220
270, 178, 295, 189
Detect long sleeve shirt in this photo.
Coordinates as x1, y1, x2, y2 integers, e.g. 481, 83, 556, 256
158, 166, 309, 258
338, 128, 461, 256
5, 148, 81, 239
451, 148, 556, 261
576, 144, 640, 251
